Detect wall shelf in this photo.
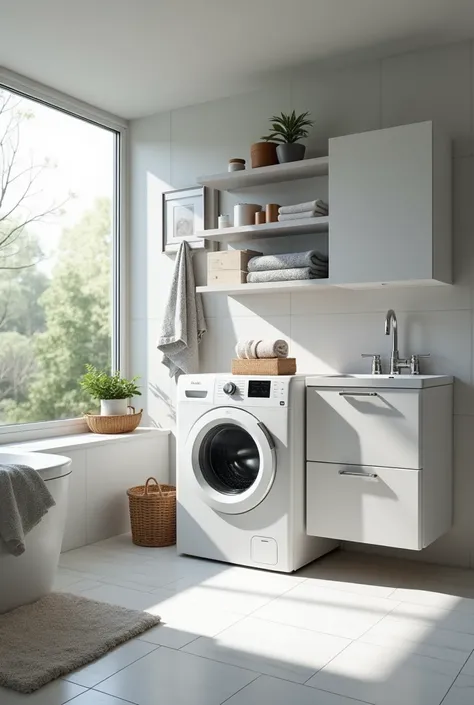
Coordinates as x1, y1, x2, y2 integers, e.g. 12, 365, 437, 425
197, 216, 329, 244
197, 278, 332, 296
197, 156, 329, 191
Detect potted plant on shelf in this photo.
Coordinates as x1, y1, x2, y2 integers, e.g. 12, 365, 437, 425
261, 110, 314, 163
80, 364, 141, 416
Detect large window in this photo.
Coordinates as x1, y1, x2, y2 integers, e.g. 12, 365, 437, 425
0, 85, 119, 426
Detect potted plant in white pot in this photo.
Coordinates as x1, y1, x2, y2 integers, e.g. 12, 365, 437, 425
262, 110, 314, 163
80, 365, 141, 416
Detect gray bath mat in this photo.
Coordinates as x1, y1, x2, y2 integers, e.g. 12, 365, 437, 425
0, 592, 161, 693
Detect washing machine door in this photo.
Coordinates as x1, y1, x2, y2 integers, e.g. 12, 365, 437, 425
185, 407, 276, 515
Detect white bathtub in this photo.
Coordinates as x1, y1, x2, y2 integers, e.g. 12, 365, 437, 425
0, 451, 71, 613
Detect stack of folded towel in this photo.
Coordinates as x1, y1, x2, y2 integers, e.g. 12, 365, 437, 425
235, 339, 289, 359
278, 200, 328, 222
247, 250, 328, 283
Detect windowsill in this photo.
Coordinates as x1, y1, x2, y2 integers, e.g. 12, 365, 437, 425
2, 427, 170, 453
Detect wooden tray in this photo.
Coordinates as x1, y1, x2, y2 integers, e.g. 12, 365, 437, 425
231, 358, 296, 375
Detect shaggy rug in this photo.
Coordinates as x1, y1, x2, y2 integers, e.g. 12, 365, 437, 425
0, 592, 161, 693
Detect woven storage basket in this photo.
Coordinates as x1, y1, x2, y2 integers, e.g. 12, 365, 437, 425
84, 408, 142, 434
127, 477, 176, 547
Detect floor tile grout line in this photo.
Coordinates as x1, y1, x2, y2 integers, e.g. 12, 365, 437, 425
217, 673, 262, 705
63, 643, 162, 691
439, 646, 474, 705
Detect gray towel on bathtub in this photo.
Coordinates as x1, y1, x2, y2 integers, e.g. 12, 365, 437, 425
248, 250, 328, 272
247, 267, 327, 283
0, 464, 56, 556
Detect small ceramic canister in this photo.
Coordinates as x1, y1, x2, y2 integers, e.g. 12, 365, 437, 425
255, 212, 266, 225
228, 158, 246, 172
265, 203, 280, 223
234, 203, 262, 226
218, 214, 231, 228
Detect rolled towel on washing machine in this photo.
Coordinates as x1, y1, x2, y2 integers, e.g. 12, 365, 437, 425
235, 339, 289, 359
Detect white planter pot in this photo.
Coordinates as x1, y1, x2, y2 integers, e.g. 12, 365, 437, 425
100, 399, 128, 416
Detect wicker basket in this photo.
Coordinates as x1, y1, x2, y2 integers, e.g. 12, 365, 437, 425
127, 477, 176, 547
84, 409, 143, 434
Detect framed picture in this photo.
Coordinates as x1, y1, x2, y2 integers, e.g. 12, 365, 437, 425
162, 186, 218, 252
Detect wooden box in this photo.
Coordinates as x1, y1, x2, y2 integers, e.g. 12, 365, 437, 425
208, 270, 247, 285
231, 358, 297, 375
208, 249, 262, 271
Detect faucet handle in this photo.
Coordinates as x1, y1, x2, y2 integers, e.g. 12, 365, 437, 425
361, 354, 383, 375
410, 353, 430, 375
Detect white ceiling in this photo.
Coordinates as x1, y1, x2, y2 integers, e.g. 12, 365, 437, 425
1, 0, 474, 119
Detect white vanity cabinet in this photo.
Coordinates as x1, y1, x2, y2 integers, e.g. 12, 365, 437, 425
306, 377, 453, 550
329, 121, 452, 287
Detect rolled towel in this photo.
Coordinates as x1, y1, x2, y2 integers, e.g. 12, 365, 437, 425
235, 339, 288, 359
279, 200, 328, 215
248, 250, 328, 272
247, 267, 327, 283
278, 210, 327, 222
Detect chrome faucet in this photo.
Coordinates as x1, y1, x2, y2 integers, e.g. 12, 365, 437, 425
385, 309, 410, 375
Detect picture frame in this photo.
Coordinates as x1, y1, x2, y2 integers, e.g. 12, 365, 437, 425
162, 186, 218, 253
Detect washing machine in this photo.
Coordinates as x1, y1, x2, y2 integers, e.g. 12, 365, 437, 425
176, 373, 337, 572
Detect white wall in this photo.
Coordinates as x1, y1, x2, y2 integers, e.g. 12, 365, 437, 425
130, 40, 474, 569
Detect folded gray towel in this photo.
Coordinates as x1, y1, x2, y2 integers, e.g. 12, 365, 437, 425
247, 267, 328, 283
157, 241, 206, 378
0, 464, 56, 556
278, 210, 327, 221
279, 200, 328, 215
248, 250, 328, 272
235, 339, 289, 359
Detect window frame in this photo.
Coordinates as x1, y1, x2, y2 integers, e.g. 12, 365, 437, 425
0, 67, 129, 443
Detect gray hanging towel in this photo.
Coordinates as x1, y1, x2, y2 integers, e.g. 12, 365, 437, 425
157, 241, 206, 378
0, 464, 56, 556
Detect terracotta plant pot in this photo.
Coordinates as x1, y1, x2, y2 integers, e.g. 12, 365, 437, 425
250, 142, 278, 169
277, 143, 306, 163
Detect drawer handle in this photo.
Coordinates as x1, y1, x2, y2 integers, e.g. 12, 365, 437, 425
338, 469, 378, 478
338, 391, 378, 397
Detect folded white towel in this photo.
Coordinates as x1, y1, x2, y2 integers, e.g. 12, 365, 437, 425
279, 200, 328, 215
278, 210, 327, 222
0, 464, 56, 556
235, 339, 289, 359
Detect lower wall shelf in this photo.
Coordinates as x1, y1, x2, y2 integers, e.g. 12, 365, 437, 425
196, 278, 332, 296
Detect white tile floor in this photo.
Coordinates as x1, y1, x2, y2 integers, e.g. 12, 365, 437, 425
5, 536, 474, 704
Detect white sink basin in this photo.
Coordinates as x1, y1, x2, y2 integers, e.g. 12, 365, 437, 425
305, 374, 453, 389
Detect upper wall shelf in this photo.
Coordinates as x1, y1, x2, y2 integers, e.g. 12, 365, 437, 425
196, 216, 329, 244
197, 278, 332, 296
197, 156, 329, 191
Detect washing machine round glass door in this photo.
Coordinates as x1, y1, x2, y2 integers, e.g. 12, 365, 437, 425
186, 407, 276, 514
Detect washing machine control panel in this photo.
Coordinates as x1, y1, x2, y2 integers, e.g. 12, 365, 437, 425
215, 378, 290, 406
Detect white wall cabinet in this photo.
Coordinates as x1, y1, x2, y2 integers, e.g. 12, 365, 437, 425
329, 121, 452, 287
306, 380, 453, 550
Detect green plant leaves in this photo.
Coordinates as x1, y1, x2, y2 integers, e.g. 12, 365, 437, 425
261, 110, 313, 144
80, 364, 142, 400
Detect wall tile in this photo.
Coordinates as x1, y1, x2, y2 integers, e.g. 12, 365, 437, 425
85, 437, 169, 544
454, 157, 474, 287
291, 285, 471, 317
61, 450, 87, 552
381, 42, 472, 156
292, 61, 381, 156
130, 113, 172, 320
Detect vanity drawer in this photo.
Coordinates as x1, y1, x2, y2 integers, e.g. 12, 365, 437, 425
306, 461, 421, 549
307, 387, 421, 469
